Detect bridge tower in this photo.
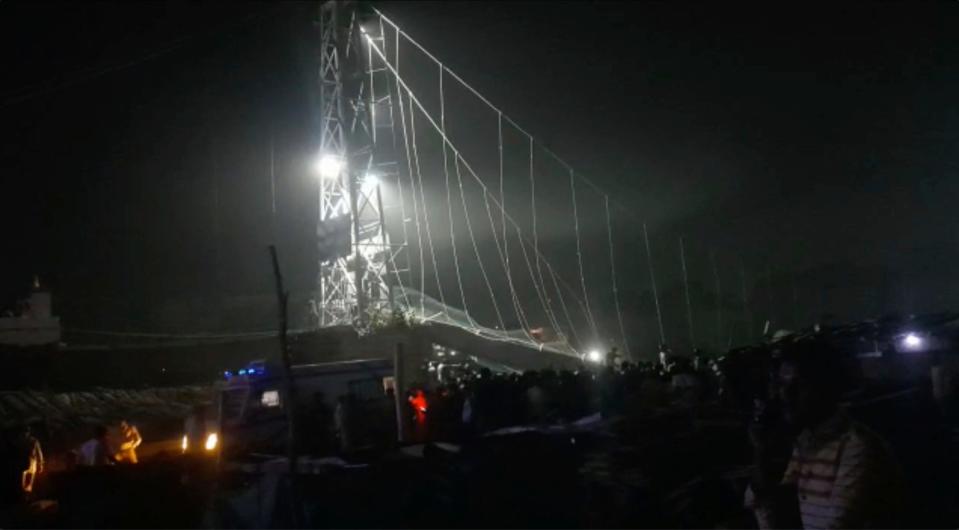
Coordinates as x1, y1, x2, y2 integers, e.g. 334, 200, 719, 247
315, 0, 399, 329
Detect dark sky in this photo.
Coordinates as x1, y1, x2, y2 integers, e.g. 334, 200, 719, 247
2, 1, 958, 356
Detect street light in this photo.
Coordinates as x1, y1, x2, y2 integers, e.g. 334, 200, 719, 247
315, 154, 344, 179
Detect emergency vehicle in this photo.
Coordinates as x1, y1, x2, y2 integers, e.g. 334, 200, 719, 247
183, 358, 397, 458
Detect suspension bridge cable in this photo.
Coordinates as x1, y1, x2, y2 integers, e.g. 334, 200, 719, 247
680, 236, 696, 348
438, 67, 472, 322
481, 189, 532, 334
380, 19, 413, 312
546, 259, 582, 348
542, 257, 594, 346
372, 8, 641, 223
498, 114, 508, 262
392, 35, 426, 317
605, 196, 631, 359
366, 35, 593, 347
643, 222, 666, 345
407, 91, 448, 314
513, 220, 568, 341
492, 112, 531, 333
529, 138, 564, 336
453, 155, 507, 331
569, 169, 599, 340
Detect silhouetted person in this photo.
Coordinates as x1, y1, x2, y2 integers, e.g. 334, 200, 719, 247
78, 425, 113, 466
745, 340, 906, 529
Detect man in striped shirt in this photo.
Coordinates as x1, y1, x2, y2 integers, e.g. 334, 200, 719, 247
746, 341, 906, 529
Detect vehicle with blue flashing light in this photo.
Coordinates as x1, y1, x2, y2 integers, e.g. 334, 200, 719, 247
189, 357, 397, 459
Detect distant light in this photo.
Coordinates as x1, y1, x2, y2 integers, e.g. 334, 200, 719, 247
261, 390, 280, 408
181, 435, 188, 453
316, 154, 344, 179
205, 433, 218, 451
238, 369, 247, 376
587, 350, 603, 364
224, 371, 232, 378
903, 333, 923, 350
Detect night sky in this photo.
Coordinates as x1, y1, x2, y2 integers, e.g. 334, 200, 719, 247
2, 1, 958, 357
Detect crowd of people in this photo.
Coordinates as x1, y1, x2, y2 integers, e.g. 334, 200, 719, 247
2, 335, 952, 528
0, 418, 143, 510
393, 338, 950, 528
402, 347, 726, 443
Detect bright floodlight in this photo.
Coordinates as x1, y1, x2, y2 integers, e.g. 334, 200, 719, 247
587, 350, 603, 364
316, 154, 344, 179
903, 333, 922, 349
361, 174, 380, 193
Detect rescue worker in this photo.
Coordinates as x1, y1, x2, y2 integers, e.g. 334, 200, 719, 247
407, 389, 429, 441
20, 426, 43, 496
78, 425, 114, 466
115, 420, 142, 464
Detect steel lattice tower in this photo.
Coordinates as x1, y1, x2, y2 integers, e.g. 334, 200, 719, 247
314, 0, 399, 328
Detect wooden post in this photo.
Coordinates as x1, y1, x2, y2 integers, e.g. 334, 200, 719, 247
269, 245, 300, 527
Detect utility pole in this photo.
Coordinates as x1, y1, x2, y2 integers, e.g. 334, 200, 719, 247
269, 245, 300, 527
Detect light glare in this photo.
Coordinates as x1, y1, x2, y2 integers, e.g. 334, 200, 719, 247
316, 155, 344, 179
587, 350, 603, 363
205, 433, 218, 451
903, 333, 922, 349
361, 174, 380, 194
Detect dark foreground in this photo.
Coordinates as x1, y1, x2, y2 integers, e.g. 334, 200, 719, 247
5, 395, 957, 529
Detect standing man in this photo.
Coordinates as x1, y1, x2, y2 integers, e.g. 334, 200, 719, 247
115, 420, 142, 464
745, 340, 906, 529
78, 425, 114, 466
20, 425, 43, 495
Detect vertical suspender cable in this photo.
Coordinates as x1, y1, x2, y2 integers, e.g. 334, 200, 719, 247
605, 196, 630, 359
368, 33, 589, 345
529, 139, 562, 336
680, 236, 695, 348
482, 191, 531, 335
570, 169, 599, 340
644, 223, 665, 345
547, 261, 582, 349
380, 22, 412, 311
439, 66, 471, 321
496, 112, 528, 332
407, 93, 448, 314
453, 155, 506, 331
393, 34, 426, 317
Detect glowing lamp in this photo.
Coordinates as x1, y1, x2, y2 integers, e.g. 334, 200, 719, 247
181, 435, 188, 453
316, 154, 344, 179
205, 433, 218, 451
